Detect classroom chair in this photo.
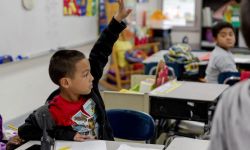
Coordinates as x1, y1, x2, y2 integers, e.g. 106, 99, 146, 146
106, 109, 155, 143
218, 72, 240, 86
147, 65, 176, 80
0, 114, 2, 142
100, 42, 160, 90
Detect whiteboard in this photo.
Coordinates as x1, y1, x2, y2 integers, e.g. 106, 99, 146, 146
0, 0, 98, 56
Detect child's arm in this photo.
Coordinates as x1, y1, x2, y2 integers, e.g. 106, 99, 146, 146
18, 115, 76, 141
214, 55, 238, 72
6, 135, 25, 150
18, 105, 55, 141
18, 114, 44, 140
89, 0, 131, 85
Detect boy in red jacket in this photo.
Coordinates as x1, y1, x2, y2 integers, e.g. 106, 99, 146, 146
13, 0, 132, 146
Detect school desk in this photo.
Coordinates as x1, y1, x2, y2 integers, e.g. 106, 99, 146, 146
15, 140, 164, 150
165, 137, 210, 150
149, 81, 228, 140
143, 50, 250, 78
149, 81, 228, 121
142, 50, 209, 78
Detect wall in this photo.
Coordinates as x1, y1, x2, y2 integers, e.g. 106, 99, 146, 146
239, 30, 247, 48
0, 54, 56, 123
0, 0, 98, 56
171, 31, 201, 49
0, 43, 94, 124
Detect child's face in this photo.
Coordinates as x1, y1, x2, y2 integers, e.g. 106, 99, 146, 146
68, 59, 94, 95
215, 28, 236, 50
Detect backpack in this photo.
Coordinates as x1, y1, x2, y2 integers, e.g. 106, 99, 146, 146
164, 44, 199, 76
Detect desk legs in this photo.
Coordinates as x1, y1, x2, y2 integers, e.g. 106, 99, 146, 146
149, 97, 216, 143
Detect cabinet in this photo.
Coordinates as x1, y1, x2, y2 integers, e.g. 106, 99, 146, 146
201, 0, 241, 51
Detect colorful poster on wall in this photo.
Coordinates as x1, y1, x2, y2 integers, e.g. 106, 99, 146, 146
64, 0, 96, 16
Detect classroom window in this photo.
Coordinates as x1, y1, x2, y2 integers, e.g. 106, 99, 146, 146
162, 0, 196, 27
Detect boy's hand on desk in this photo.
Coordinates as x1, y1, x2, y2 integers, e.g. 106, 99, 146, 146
6, 135, 25, 150
114, 0, 132, 22
73, 133, 96, 142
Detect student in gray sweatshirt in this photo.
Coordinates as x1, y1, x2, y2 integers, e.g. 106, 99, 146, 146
205, 22, 238, 83
208, 0, 250, 149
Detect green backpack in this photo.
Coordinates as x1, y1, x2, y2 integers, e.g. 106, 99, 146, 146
164, 44, 199, 75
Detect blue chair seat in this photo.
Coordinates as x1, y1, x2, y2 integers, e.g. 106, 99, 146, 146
218, 72, 240, 86
106, 109, 155, 142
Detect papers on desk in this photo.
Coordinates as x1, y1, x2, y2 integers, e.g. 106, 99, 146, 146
149, 80, 182, 96
56, 140, 107, 150
117, 144, 161, 150
166, 138, 209, 150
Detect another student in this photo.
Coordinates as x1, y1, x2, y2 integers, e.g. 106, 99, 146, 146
208, 0, 250, 150
205, 22, 238, 83
17, 0, 131, 142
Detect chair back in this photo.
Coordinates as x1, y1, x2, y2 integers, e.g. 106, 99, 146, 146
0, 115, 2, 141
106, 109, 155, 141
218, 72, 240, 86
148, 65, 176, 80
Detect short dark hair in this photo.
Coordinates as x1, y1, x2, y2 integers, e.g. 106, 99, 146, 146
212, 22, 235, 38
49, 50, 86, 85
241, 0, 250, 48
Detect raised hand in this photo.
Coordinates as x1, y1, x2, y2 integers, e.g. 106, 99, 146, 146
114, 0, 132, 22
